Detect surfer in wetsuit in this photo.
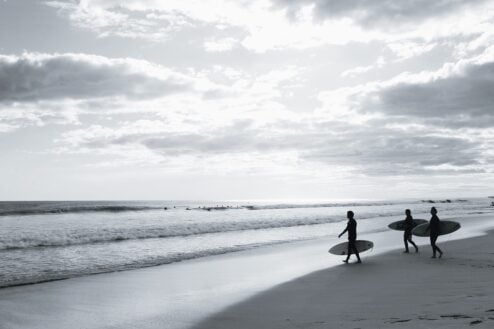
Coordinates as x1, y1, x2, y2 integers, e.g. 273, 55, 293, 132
428, 207, 443, 258
338, 210, 362, 264
403, 209, 419, 253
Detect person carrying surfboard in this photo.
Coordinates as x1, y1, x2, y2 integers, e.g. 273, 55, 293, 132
338, 210, 362, 263
403, 209, 419, 253
428, 207, 443, 258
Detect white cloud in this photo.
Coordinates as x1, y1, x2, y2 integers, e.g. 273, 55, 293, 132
387, 41, 437, 61
340, 56, 386, 78
45, 0, 194, 41
0, 102, 81, 133
37, 0, 427, 53
204, 37, 238, 52
41, 0, 492, 63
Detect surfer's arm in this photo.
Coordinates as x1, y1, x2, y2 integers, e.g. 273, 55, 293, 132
338, 225, 348, 238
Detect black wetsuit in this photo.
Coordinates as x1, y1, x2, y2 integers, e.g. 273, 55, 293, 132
342, 218, 361, 261
404, 215, 418, 252
429, 215, 443, 256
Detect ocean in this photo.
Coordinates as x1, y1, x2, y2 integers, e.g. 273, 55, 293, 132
1, 198, 493, 288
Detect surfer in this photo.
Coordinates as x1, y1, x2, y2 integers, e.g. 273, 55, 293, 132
429, 207, 443, 258
338, 210, 362, 264
403, 209, 419, 253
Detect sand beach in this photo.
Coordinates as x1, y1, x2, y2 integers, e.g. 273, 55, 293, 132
196, 227, 494, 329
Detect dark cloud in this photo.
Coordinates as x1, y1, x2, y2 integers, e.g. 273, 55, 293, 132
0, 53, 191, 102
275, 0, 486, 27
360, 60, 494, 127
301, 126, 485, 175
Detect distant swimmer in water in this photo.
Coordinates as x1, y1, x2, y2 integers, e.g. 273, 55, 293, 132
428, 207, 443, 258
403, 209, 419, 253
338, 210, 362, 264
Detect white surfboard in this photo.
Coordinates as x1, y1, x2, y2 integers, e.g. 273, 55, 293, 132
328, 240, 374, 255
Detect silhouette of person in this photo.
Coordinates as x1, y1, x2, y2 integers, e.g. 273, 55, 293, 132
338, 210, 361, 263
403, 209, 418, 253
428, 207, 443, 258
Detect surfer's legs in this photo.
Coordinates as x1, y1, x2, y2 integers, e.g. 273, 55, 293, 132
345, 240, 361, 263
406, 234, 418, 253
436, 243, 443, 258
410, 239, 418, 252
430, 235, 442, 258
430, 235, 437, 257
404, 232, 417, 253
350, 240, 361, 263
344, 242, 352, 262
354, 248, 361, 263
403, 233, 409, 252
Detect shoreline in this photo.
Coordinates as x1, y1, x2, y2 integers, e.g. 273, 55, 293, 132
0, 214, 493, 329
195, 226, 494, 329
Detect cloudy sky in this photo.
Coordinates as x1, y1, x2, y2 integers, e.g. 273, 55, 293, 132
1, 0, 494, 200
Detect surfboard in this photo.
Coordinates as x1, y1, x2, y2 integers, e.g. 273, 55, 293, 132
328, 240, 374, 255
388, 219, 427, 231
412, 221, 461, 237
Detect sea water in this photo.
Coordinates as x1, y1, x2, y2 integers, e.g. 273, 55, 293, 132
0, 198, 493, 288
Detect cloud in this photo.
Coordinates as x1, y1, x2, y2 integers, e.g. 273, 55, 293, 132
315, 44, 494, 129
353, 50, 494, 127
62, 119, 268, 154
58, 115, 490, 176
40, 0, 386, 52
377, 65, 494, 118
0, 103, 80, 133
387, 41, 437, 61
340, 56, 385, 78
271, 0, 494, 57
276, 0, 488, 28
46, 0, 494, 56
204, 37, 239, 52
309, 48, 494, 175
300, 124, 486, 175
0, 53, 193, 102
45, 0, 195, 40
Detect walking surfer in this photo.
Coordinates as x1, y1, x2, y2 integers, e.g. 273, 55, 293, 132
403, 209, 419, 253
428, 207, 443, 258
338, 210, 362, 264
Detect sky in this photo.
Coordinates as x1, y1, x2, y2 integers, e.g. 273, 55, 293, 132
1, 0, 494, 201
